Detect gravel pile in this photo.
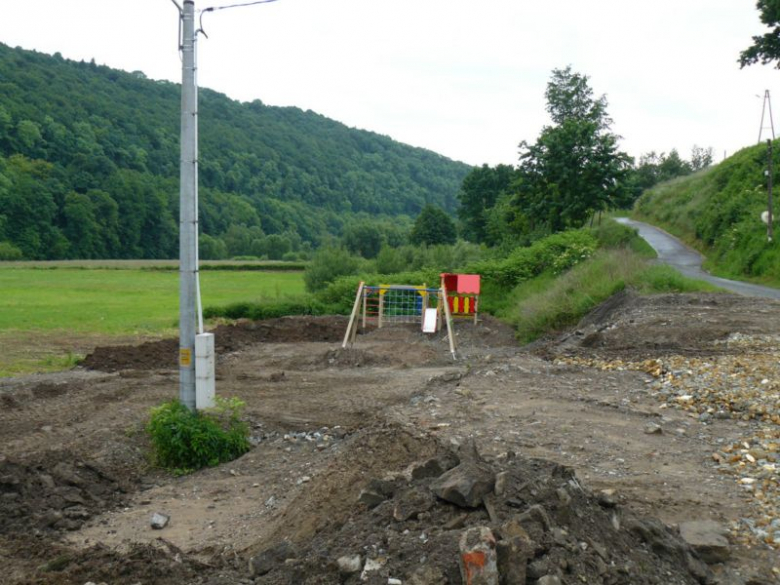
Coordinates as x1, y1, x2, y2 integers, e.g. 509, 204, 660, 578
557, 333, 780, 555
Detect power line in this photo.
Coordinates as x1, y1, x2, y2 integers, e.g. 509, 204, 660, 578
203, 0, 280, 11
198, 0, 280, 37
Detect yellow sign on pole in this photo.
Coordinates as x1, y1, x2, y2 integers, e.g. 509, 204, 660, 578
179, 348, 192, 367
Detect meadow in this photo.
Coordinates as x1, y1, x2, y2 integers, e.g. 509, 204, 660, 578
0, 265, 305, 376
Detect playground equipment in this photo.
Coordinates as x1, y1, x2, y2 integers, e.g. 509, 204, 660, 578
440, 273, 480, 324
341, 274, 481, 361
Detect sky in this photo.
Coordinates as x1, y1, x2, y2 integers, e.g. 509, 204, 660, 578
0, 0, 778, 167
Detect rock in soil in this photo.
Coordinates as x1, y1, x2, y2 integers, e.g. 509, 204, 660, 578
679, 520, 731, 565
431, 441, 496, 508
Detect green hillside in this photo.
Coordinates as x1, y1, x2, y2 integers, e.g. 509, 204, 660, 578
0, 43, 470, 260
633, 141, 779, 283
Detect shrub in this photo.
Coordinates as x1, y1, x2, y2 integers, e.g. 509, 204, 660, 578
315, 269, 439, 314
203, 297, 325, 320
304, 246, 362, 292
590, 220, 656, 257
199, 234, 228, 260
373, 242, 484, 275
0, 241, 23, 260
468, 229, 597, 288
147, 398, 250, 473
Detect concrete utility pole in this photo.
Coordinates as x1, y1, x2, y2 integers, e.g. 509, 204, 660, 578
769, 140, 775, 243
179, 0, 198, 411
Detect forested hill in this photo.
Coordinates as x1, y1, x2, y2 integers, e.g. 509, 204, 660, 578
0, 43, 470, 260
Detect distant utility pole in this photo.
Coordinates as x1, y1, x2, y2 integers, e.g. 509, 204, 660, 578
178, 0, 199, 412
758, 90, 775, 143
768, 140, 775, 243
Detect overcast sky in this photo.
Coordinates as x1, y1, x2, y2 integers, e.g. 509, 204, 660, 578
0, 0, 778, 166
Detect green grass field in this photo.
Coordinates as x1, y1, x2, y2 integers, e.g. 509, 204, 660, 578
0, 268, 305, 334
0, 267, 305, 376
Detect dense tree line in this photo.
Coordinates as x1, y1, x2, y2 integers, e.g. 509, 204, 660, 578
630, 146, 713, 195
0, 44, 469, 260
456, 67, 713, 247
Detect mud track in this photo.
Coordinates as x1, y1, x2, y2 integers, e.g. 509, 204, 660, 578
1, 297, 779, 584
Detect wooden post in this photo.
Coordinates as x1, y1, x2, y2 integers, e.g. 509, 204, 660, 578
378, 290, 384, 328
361, 288, 367, 329
342, 281, 364, 348
420, 283, 427, 327
440, 286, 457, 360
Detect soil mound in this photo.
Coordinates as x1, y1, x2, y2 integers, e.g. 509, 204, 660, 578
81, 315, 350, 372
543, 291, 780, 359
24, 541, 211, 585
247, 432, 712, 585
0, 453, 126, 535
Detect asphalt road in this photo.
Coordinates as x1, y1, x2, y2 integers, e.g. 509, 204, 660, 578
615, 217, 780, 300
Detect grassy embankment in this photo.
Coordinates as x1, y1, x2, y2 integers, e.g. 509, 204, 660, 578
632, 141, 780, 287
477, 221, 718, 343
0, 265, 305, 376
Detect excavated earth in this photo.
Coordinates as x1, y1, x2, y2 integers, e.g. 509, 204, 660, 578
0, 294, 779, 585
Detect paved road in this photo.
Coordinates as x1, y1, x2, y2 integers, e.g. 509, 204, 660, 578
615, 217, 780, 300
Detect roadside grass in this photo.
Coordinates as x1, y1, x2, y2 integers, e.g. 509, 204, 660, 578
590, 219, 657, 258
0, 268, 304, 376
500, 249, 719, 343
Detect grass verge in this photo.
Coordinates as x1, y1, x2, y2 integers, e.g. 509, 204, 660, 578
499, 249, 719, 343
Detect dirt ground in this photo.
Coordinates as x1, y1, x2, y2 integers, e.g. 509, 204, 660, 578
1, 293, 779, 585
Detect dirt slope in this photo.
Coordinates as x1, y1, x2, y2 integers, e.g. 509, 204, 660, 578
0, 296, 778, 584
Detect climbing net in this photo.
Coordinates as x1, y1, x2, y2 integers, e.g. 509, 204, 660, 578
360, 285, 441, 327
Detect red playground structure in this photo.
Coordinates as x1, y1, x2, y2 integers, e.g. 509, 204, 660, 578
440, 273, 481, 324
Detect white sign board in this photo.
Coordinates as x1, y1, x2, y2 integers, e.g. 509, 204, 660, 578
422, 308, 438, 333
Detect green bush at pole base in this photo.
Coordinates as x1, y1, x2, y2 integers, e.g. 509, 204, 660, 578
147, 397, 250, 474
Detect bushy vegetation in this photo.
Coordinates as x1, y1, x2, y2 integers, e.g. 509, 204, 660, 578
0, 43, 469, 260
634, 141, 780, 284
467, 230, 598, 289
409, 204, 457, 246
590, 219, 656, 258
303, 246, 366, 293
314, 269, 441, 314
218, 222, 664, 330
203, 297, 325, 320
373, 241, 484, 275
0, 241, 23, 260
147, 398, 250, 474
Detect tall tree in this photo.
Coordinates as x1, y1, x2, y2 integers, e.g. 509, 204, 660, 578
690, 145, 714, 171
544, 67, 611, 129
457, 164, 518, 244
410, 205, 457, 246
739, 1, 780, 68
516, 67, 631, 232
